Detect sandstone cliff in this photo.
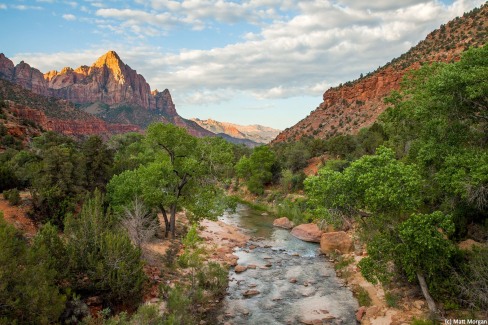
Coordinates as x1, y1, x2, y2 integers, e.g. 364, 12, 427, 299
0, 79, 140, 141
273, 4, 488, 143
0, 51, 212, 137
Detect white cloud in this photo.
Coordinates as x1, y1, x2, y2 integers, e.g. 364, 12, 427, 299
0, 4, 6, 10
11, 0, 486, 108
12, 5, 43, 10
62, 13, 76, 20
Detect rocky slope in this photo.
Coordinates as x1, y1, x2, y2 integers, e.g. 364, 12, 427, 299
0, 79, 139, 147
191, 118, 281, 144
0, 51, 212, 138
273, 4, 488, 143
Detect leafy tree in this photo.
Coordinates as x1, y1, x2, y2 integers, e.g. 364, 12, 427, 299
235, 145, 276, 195
359, 212, 456, 314
30, 143, 85, 225
305, 146, 422, 229
108, 132, 150, 175
108, 123, 234, 237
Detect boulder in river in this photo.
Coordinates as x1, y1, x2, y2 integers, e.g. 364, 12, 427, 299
320, 231, 354, 254
273, 217, 294, 229
291, 223, 322, 243
243, 289, 260, 297
235, 265, 248, 273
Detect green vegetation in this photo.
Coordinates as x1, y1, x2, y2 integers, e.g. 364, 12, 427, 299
108, 123, 235, 237
2, 188, 20, 205
305, 45, 488, 316
0, 213, 66, 324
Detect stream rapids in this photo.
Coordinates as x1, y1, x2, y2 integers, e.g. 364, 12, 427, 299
215, 204, 359, 325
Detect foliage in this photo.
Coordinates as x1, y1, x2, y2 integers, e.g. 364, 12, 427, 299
0, 213, 66, 324
305, 146, 423, 230
65, 191, 146, 307
453, 247, 488, 311
353, 285, 372, 307
275, 198, 308, 225
2, 188, 20, 205
28, 132, 86, 225
81, 135, 114, 192
108, 123, 234, 237
385, 291, 400, 308
236, 145, 276, 195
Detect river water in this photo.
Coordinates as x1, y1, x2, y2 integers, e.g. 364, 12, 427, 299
216, 204, 358, 325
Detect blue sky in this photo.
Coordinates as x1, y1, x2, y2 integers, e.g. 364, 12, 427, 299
0, 0, 484, 129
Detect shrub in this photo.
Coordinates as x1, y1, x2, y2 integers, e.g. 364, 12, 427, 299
0, 213, 66, 324
197, 262, 228, 297
385, 291, 400, 308
65, 191, 146, 307
353, 285, 372, 307
3, 188, 20, 205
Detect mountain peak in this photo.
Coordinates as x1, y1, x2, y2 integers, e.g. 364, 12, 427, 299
93, 50, 124, 69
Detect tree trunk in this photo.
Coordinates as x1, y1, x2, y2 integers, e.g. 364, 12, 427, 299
416, 272, 439, 316
170, 204, 177, 238
160, 207, 170, 238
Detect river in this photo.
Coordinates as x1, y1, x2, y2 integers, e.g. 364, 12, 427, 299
215, 204, 359, 325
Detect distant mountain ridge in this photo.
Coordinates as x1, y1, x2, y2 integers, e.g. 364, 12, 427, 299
191, 118, 281, 144
272, 4, 488, 143
0, 51, 212, 137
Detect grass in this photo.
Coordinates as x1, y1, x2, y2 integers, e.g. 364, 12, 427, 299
385, 291, 400, 308
353, 285, 372, 307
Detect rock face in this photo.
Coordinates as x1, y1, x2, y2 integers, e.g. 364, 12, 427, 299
320, 231, 354, 254
272, 5, 488, 143
290, 223, 322, 243
191, 118, 281, 144
273, 217, 294, 229
0, 51, 212, 137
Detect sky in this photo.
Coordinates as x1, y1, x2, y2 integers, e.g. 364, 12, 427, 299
0, 0, 485, 129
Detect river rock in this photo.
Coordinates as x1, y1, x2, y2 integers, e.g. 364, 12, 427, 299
320, 231, 354, 254
290, 223, 323, 243
243, 289, 260, 297
235, 265, 247, 273
365, 305, 380, 318
356, 306, 366, 321
273, 217, 294, 229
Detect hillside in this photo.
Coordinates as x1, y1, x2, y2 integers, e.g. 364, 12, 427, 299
191, 118, 281, 144
273, 4, 488, 143
0, 79, 139, 150
0, 51, 213, 137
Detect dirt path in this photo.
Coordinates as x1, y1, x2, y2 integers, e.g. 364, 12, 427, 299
0, 191, 37, 238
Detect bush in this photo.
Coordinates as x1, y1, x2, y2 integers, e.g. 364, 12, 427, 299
3, 188, 20, 205
0, 213, 66, 324
197, 262, 228, 297
64, 191, 146, 307
353, 285, 372, 307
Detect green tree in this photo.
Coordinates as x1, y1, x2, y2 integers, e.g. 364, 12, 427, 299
82, 135, 114, 192
305, 146, 422, 229
0, 213, 66, 324
235, 145, 276, 195
64, 191, 145, 307
108, 123, 234, 238
359, 212, 456, 315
